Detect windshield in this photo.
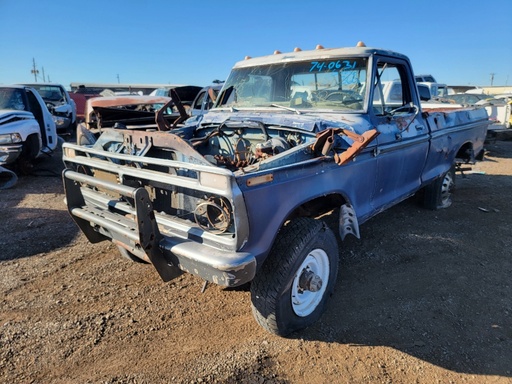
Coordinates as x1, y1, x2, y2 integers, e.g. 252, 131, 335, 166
29, 85, 64, 102
217, 57, 368, 112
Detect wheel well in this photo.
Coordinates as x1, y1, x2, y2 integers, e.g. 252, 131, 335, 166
286, 193, 347, 222
455, 142, 475, 163
21, 134, 40, 160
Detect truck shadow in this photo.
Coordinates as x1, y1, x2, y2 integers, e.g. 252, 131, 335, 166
0, 205, 78, 261
298, 175, 512, 378
484, 139, 512, 159
0, 150, 79, 262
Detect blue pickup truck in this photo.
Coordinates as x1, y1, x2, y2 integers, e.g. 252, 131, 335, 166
62, 43, 489, 336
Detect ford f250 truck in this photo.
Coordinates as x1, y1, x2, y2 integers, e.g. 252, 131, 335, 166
62, 43, 489, 336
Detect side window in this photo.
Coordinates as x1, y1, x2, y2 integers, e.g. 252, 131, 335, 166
372, 60, 413, 115
193, 92, 206, 110
388, 82, 403, 102
206, 90, 216, 110
418, 85, 431, 101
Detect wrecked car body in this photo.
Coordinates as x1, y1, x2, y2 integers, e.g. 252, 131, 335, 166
21, 83, 77, 134
62, 44, 489, 336
77, 95, 186, 145
76, 86, 202, 145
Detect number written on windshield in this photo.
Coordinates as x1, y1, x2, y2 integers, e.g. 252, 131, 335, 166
310, 60, 357, 72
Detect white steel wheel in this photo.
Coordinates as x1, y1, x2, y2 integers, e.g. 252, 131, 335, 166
291, 249, 330, 317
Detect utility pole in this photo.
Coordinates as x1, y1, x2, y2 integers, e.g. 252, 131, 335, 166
31, 58, 39, 82
42, 67, 46, 82
117, 74, 120, 84
490, 73, 495, 86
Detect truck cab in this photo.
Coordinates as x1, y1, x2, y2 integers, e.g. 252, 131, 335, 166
417, 81, 448, 98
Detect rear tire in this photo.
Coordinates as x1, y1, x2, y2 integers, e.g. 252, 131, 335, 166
423, 165, 455, 210
250, 218, 339, 336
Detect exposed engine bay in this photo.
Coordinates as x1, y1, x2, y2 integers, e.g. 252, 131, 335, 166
188, 120, 313, 171
94, 117, 377, 174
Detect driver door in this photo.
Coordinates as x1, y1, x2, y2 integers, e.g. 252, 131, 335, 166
370, 57, 429, 211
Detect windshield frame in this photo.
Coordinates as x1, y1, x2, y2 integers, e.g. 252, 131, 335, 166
216, 56, 370, 114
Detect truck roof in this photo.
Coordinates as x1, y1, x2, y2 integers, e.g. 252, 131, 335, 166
1, 85, 30, 90
233, 44, 410, 69
21, 83, 65, 87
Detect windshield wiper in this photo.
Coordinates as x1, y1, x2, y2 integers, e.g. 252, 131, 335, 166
270, 103, 302, 115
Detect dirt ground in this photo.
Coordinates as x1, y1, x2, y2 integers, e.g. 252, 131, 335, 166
0, 134, 511, 384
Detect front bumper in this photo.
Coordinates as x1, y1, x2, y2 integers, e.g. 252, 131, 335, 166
0, 144, 22, 165
63, 169, 257, 286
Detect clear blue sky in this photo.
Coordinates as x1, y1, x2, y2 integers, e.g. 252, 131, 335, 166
1, 0, 511, 90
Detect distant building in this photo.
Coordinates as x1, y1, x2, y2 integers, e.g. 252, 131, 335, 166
448, 85, 512, 95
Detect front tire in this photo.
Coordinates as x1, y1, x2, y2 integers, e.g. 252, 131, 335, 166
250, 218, 339, 336
17, 135, 39, 175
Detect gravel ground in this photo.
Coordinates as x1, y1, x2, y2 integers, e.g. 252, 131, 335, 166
0, 136, 511, 383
